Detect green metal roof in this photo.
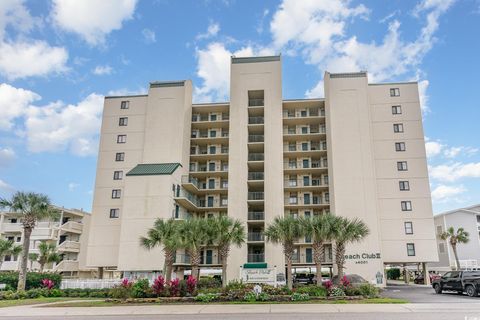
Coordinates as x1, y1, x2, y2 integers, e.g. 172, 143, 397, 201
243, 263, 268, 269
126, 163, 182, 176
232, 56, 280, 64
149, 81, 185, 88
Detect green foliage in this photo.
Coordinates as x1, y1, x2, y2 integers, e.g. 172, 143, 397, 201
357, 284, 379, 298
195, 293, 218, 302
387, 268, 401, 280
261, 285, 291, 295
243, 291, 257, 302
0, 272, 61, 290
291, 292, 310, 301
225, 280, 248, 291
197, 277, 222, 289
110, 285, 132, 300
329, 286, 345, 297
131, 279, 152, 298
295, 285, 327, 297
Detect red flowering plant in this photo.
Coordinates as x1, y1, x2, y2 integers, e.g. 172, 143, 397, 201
186, 275, 197, 296
169, 278, 180, 297
152, 275, 166, 296
121, 278, 133, 288
339, 275, 351, 290
323, 280, 333, 291
41, 279, 54, 290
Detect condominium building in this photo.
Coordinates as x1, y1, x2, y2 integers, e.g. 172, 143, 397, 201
0, 206, 93, 278
429, 204, 480, 271
86, 56, 438, 284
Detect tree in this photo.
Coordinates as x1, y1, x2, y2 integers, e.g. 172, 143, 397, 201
332, 216, 369, 282
0, 192, 59, 290
38, 241, 61, 272
440, 226, 470, 270
0, 239, 22, 270
140, 218, 180, 283
208, 215, 245, 287
178, 218, 210, 279
300, 213, 337, 286
28, 253, 39, 270
264, 216, 304, 290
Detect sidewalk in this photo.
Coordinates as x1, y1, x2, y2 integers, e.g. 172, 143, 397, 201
1, 302, 480, 317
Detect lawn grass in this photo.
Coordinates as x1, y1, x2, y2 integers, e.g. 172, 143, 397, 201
0, 297, 96, 308
46, 297, 407, 307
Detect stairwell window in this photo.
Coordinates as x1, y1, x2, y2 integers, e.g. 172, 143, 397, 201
399, 181, 410, 191
392, 105, 402, 114
397, 161, 408, 171
119, 117, 128, 126
113, 171, 123, 180
404, 222, 413, 234
401, 201, 412, 211
110, 208, 120, 218
111, 189, 121, 199
395, 142, 406, 151
117, 135, 127, 144
390, 88, 400, 97
115, 152, 125, 161
407, 243, 416, 256
393, 123, 404, 133
120, 101, 129, 109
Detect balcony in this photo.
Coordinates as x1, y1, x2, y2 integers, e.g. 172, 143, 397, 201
284, 178, 328, 191
191, 114, 229, 129
248, 153, 264, 161
248, 135, 264, 143
1, 223, 22, 233
181, 175, 228, 194
191, 130, 229, 144
174, 254, 191, 265
283, 125, 326, 141
248, 192, 264, 201
248, 99, 264, 107
190, 146, 229, 160
58, 240, 80, 253
284, 196, 329, 209
60, 220, 83, 234
248, 232, 265, 242
248, 172, 264, 181
248, 117, 264, 125
54, 260, 79, 272
248, 253, 265, 263
283, 160, 328, 174
248, 212, 265, 221
283, 108, 325, 118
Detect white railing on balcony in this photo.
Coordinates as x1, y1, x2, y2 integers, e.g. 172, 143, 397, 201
282, 108, 325, 118
61, 220, 83, 233
55, 260, 79, 272
248, 192, 264, 201
284, 142, 327, 152
248, 232, 265, 242
61, 279, 122, 289
1, 223, 22, 233
284, 159, 328, 170
192, 114, 229, 122
58, 240, 80, 252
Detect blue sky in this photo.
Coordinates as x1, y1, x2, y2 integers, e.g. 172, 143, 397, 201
0, 0, 479, 214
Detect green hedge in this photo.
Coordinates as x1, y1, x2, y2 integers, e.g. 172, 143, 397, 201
0, 272, 62, 290
386, 268, 401, 280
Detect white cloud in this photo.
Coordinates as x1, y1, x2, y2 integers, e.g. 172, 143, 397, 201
305, 80, 324, 98
0, 147, 15, 167
0, 83, 40, 130
443, 146, 478, 158
431, 184, 466, 202
196, 22, 220, 40
425, 140, 444, 158
107, 87, 147, 96
0, 0, 37, 39
51, 0, 138, 45
0, 40, 68, 80
429, 162, 480, 182
0, 179, 14, 192
92, 65, 113, 75
142, 28, 156, 44
24, 93, 104, 156
68, 182, 79, 191
418, 79, 430, 114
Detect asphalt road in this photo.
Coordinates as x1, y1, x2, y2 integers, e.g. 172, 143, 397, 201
383, 282, 480, 303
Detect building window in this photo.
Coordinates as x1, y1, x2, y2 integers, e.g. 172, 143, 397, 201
119, 117, 128, 126
113, 171, 123, 180
4, 255, 11, 262
395, 142, 406, 151
16, 236, 20, 242
120, 101, 129, 109
210, 130, 217, 138
438, 243, 445, 254
393, 123, 404, 133
397, 161, 408, 171
392, 105, 402, 114
210, 114, 217, 121
111, 189, 121, 199
477, 215, 480, 223
115, 152, 125, 161
406, 243, 415, 256
390, 88, 400, 97
117, 135, 127, 143
404, 222, 413, 234
401, 201, 412, 211
436, 225, 443, 236
399, 181, 410, 191
110, 208, 120, 218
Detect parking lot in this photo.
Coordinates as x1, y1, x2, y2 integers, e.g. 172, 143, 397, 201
383, 282, 480, 303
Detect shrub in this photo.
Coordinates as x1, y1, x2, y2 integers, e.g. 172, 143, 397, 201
291, 292, 310, 301
0, 272, 61, 290
243, 291, 257, 302
295, 285, 327, 297
110, 279, 133, 300
225, 280, 247, 291
340, 275, 350, 287
387, 268, 401, 280
168, 278, 180, 297
198, 287, 221, 295
257, 292, 270, 301
25, 288, 43, 299
195, 293, 218, 302
42, 279, 55, 290
358, 284, 379, 298
261, 285, 291, 296
197, 277, 221, 289
329, 286, 345, 297
186, 276, 197, 296
323, 280, 333, 291
152, 276, 166, 297
131, 279, 151, 298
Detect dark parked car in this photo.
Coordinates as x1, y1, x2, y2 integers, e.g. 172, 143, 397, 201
414, 273, 441, 284
294, 273, 314, 285
432, 271, 480, 297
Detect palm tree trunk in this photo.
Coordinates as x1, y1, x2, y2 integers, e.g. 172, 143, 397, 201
313, 240, 323, 286
40, 263, 44, 272
18, 228, 32, 291
164, 249, 174, 283
0, 261, 3, 270
219, 245, 229, 288
451, 243, 460, 270
29, 260, 33, 271
286, 257, 293, 290
190, 250, 201, 279
335, 242, 346, 283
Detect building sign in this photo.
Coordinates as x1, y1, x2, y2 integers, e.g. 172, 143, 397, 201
241, 267, 276, 285
345, 252, 381, 264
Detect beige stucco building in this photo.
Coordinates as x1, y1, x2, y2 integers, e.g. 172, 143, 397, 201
0, 206, 93, 278
86, 56, 438, 284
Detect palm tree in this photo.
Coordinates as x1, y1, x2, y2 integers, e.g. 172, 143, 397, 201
0, 239, 22, 270
300, 213, 337, 286
28, 253, 39, 270
440, 227, 470, 270
37, 241, 61, 272
264, 216, 304, 290
0, 192, 59, 290
178, 218, 209, 279
332, 216, 369, 282
140, 218, 180, 283
208, 215, 245, 287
